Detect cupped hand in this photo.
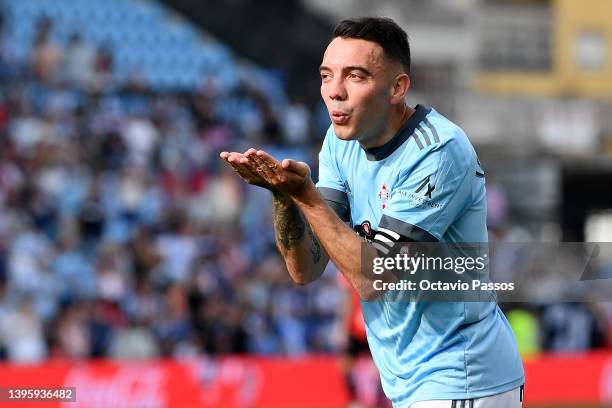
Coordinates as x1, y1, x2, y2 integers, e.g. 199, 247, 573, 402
220, 148, 312, 197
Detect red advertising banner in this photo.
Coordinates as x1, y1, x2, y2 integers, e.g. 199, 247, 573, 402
0, 356, 348, 408
0, 352, 611, 407
523, 351, 612, 405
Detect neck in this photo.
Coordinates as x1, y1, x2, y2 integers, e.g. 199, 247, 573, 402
361, 104, 414, 149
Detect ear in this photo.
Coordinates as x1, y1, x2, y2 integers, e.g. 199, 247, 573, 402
390, 73, 410, 105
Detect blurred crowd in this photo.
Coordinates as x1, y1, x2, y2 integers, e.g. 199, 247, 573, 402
0, 14, 610, 365
0, 15, 343, 363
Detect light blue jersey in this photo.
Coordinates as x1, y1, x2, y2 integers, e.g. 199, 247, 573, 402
316, 105, 524, 407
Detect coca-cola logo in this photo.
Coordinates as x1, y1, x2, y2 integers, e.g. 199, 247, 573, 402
62, 364, 165, 408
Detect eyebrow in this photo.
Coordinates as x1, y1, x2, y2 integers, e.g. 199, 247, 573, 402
319, 65, 373, 76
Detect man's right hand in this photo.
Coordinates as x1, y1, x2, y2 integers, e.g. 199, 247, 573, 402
219, 148, 312, 198
220, 149, 272, 189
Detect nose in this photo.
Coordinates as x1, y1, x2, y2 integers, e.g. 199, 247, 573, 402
325, 77, 347, 101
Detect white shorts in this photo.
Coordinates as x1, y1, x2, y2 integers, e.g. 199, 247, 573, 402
409, 386, 524, 408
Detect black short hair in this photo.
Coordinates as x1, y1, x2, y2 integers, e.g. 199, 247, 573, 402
332, 17, 411, 74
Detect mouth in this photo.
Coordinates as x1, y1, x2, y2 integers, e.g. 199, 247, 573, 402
330, 110, 350, 125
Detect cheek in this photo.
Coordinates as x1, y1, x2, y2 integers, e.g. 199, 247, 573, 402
351, 93, 389, 135
353, 89, 384, 118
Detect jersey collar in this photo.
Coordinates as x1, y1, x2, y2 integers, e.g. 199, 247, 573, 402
364, 104, 431, 161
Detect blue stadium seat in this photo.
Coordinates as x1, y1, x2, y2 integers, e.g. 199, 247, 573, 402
1, 0, 286, 104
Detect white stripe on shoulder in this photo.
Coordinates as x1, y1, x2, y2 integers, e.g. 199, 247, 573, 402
378, 227, 400, 240
374, 234, 393, 244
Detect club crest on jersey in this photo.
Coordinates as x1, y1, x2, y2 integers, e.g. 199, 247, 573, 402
378, 183, 390, 209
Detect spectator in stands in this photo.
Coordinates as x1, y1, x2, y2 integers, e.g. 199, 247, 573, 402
0, 299, 47, 362
541, 302, 607, 351
54, 301, 92, 359
91, 45, 114, 91
63, 33, 95, 88
30, 17, 63, 83
281, 97, 311, 145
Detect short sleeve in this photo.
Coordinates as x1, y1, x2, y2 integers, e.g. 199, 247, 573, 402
377, 138, 473, 242
316, 128, 350, 222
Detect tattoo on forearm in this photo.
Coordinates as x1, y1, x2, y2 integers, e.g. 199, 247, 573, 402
307, 226, 322, 264
272, 193, 306, 251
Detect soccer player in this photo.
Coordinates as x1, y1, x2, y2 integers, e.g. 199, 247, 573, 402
221, 17, 524, 408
